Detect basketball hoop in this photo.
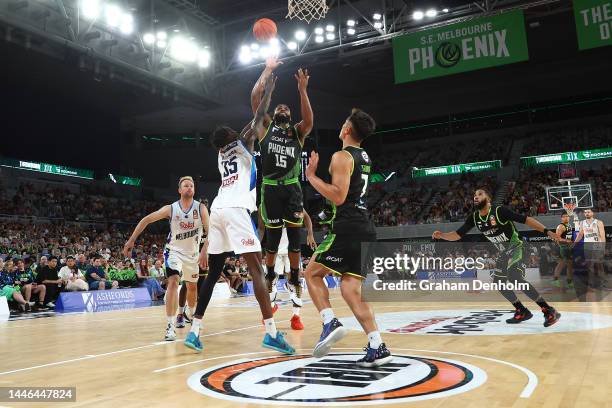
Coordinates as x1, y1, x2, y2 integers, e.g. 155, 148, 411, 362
563, 202, 576, 216
286, 0, 329, 23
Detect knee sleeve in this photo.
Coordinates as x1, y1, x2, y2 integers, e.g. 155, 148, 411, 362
265, 227, 283, 253
286, 226, 301, 253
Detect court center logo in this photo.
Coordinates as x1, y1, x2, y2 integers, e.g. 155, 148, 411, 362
187, 353, 486, 406
435, 42, 461, 68
340, 310, 612, 335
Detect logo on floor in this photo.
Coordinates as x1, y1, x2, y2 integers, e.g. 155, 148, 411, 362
187, 353, 486, 405
339, 309, 612, 335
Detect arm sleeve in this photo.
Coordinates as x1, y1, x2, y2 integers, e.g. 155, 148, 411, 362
497, 206, 527, 224
456, 214, 475, 237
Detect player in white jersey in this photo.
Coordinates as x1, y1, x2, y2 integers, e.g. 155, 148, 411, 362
184, 74, 294, 354
123, 176, 209, 341
574, 209, 607, 288
268, 211, 316, 330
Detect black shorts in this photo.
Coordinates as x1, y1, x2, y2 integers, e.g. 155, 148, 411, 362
559, 246, 574, 260
260, 183, 303, 228
313, 232, 377, 279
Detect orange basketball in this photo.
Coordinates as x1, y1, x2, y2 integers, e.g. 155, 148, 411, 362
253, 18, 277, 41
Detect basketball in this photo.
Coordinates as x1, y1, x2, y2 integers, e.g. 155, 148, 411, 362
253, 18, 277, 41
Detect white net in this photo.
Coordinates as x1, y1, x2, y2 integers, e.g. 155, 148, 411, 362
286, 0, 329, 23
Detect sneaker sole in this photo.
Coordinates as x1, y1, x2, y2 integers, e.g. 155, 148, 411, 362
165, 336, 176, 341
313, 326, 347, 358
544, 312, 561, 328
184, 341, 203, 352
176, 324, 186, 328
262, 342, 295, 355
506, 313, 533, 324
358, 355, 393, 368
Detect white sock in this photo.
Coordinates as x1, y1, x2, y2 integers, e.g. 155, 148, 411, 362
368, 331, 383, 349
190, 318, 201, 335
292, 307, 301, 316
167, 316, 175, 328
320, 308, 335, 325
179, 306, 185, 314
264, 318, 278, 338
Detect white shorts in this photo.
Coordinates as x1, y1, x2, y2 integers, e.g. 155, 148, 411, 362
275, 253, 290, 275
208, 207, 262, 255
164, 249, 199, 283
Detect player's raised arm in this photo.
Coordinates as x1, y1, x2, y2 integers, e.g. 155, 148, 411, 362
306, 150, 351, 206
294, 68, 313, 142
123, 205, 171, 257
250, 57, 279, 126
249, 74, 277, 147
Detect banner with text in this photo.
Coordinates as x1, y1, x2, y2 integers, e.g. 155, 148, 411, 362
412, 160, 501, 178
574, 0, 612, 50
520, 147, 612, 167
393, 10, 529, 83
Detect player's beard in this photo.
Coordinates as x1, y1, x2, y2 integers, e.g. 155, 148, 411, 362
273, 113, 290, 125
474, 199, 487, 210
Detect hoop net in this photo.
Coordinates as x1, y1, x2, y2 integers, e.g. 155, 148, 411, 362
563, 202, 576, 216
286, 0, 329, 23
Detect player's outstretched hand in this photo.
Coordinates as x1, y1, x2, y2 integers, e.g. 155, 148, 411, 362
295, 68, 309, 92
266, 56, 282, 71
305, 151, 319, 180
122, 240, 134, 258
307, 233, 317, 251
432, 231, 443, 240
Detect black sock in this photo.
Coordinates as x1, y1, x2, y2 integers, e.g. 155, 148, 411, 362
289, 268, 300, 285
536, 299, 550, 310
512, 301, 526, 311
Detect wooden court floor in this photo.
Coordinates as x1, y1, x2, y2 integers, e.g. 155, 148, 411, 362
1, 292, 611, 408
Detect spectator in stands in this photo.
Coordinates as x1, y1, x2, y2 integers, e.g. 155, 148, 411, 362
0, 266, 30, 312
58, 256, 88, 291
15, 258, 47, 310
35, 256, 62, 308
86, 255, 118, 291
136, 258, 164, 300
149, 259, 165, 286
36, 255, 48, 275
76, 254, 88, 270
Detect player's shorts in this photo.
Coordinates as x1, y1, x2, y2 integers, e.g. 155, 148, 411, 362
0, 285, 18, 300
491, 254, 526, 281
163, 249, 199, 283
208, 207, 262, 255
559, 245, 574, 260
274, 253, 290, 275
584, 242, 605, 262
260, 182, 303, 228
313, 232, 377, 279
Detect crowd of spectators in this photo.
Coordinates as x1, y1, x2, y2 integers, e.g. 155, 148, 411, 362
522, 125, 611, 156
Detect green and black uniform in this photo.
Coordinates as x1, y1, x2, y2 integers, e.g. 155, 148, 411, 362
558, 222, 575, 260
314, 146, 376, 279
457, 205, 526, 279
259, 123, 304, 228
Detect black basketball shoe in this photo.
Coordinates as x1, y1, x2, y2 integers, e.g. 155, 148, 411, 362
506, 308, 533, 324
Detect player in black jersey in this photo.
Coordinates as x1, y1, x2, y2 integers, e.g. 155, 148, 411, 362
553, 213, 575, 288
251, 57, 314, 323
433, 189, 566, 327
304, 108, 392, 367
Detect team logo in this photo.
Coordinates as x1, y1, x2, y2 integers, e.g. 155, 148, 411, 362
340, 310, 612, 336
193, 209, 199, 219
489, 215, 497, 226
325, 256, 343, 263
361, 151, 369, 161
241, 238, 255, 246
435, 42, 461, 68
188, 353, 486, 405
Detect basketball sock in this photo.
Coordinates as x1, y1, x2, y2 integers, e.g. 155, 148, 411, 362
536, 299, 551, 310
367, 331, 382, 349
292, 307, 300, 316
190, 318, 201, 335
266, 265, 276, 281
289, 268, 300, 285
512, 301, 526, 311
167, 316, 175, 327
264, 318, 278, 338
179, 306, 185, 314
320, 308, 335, 325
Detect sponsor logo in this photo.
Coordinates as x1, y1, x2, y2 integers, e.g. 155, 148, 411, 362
361, 151, 369, 161
81, 293, 95, 312
325, 256, 343, 263
180, 221, 195, 230
489, 215, 497, 226
222, 174, 239, 187
340, 310, 612, 335
191, 274, 199, 279
187, 353, 486, 405
267, 218, 281, 224
241, 238, 255, 246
